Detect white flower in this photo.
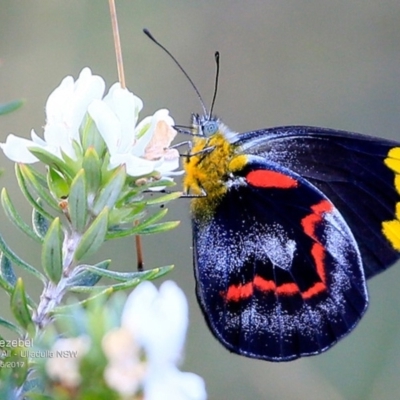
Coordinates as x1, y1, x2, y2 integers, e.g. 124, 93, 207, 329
102, 327, 146, 397
1, 69, 180, 181
88, 83, 180, 178
0, 68, 105, 163
45, 336, 91, 388
103, 281, 207, 400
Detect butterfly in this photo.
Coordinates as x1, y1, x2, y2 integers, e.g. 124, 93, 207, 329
183, 116, 400, 361
144, 28, 400, 361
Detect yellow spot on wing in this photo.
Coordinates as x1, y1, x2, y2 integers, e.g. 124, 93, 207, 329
384, 147, 400, 174
382, 147, 400, 250
382, 220, 400, 251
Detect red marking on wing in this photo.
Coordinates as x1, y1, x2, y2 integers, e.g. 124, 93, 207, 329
225, 277, 301, 302
253, 276, 276, 292
302, 282, 326, 299
225, 282, 254, 302
223, 199, 333, 303
276, 283, 300, 296
246, 170, 298, 189
300, 199, 333, 296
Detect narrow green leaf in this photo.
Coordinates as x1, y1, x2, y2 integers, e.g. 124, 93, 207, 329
23, 165, 48, 188
41, 218, 63, 283
145, 191, 182, 205
0, 267, 14, 294
10, 278, 33, 330
84, 264, 173, 282
108, 203, 146, 227
28, 147, 76, 180
0, 316, 23, 336
68, 265, 174, 293
32, 205, 50, 239
0, 253, 16, 287
82, 147, 101, 194
47, 167, 70, 199
1, 189, 42, 243
139, 220, 180, 235
15, 165, 55, 222
51, 288, 113, 314
69, 169, 88, 232
80, 114, 106, 155
0, 99, 24, 115
19, 164, 60, 212
93, 166, 126, 215
66, 259, 111, 287
135, 207, 169, 228
74, 208, 108, 261
0, 233, 46, 283
106, 208, 170, 239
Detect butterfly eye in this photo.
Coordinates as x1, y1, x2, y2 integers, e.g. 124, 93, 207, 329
202, 120, 218, 137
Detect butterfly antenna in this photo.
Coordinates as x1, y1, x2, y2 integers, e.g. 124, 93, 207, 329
143, 29, 208, 116
209, 51, 220, 118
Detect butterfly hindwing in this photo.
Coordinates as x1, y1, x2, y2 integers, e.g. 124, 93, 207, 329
237, 126, 400, 278
193, 155, 368, 361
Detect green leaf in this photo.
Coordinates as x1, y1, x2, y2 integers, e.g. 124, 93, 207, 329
66, 259, 111, 287
74, 208, 108, 261
28, 147, 76, 180
19, 164, 60, 212
10, 278, 33, 331
80, 114, 106, 155
15, 164, 55, 222
47, 167, 70, 199
108, 203, 146, 227
41, 218, 63, 283
69, 169, 88, 232
0, 99, 24, 115
0, 316, 23, 336
93, 166, 126, 215
106, 207, 169, 239
51, 288, 114, 313
32, 206, 50, 239
145, 191, 182, 205
1, 189, 42, 243
82, 147, 101, 194
139, 220, 180, 235
68, 265, 174, 293
84, 264, 173, 282
0, 253, 16, 287
0, 233, 46, 283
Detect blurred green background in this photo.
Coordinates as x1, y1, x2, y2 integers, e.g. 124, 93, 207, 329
1, 1, 400, 399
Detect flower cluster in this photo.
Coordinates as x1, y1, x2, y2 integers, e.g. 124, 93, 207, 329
0, 67, 180, 180
44, 281, 207, 400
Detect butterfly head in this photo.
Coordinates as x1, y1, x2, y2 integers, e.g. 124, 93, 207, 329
192, 114, 219, 137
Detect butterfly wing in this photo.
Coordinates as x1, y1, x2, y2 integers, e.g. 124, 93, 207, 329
193, 155, 368, 361
237, 126, 400, 278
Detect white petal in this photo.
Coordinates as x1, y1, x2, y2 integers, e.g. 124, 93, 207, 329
44, 67, 105, 145
156, 156, 181, 175
104, 83, 143, 150
0, 134, 40, 163
134, 109, 175, 157
69, 68, 105, 135
145, 366, 207, 400
122, 281, 189, 365
109, 153, 157, 176
45, 75, 75, 126
133, 116, 153, 156
88, 99, 121, 155
30, 129, 47, 146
